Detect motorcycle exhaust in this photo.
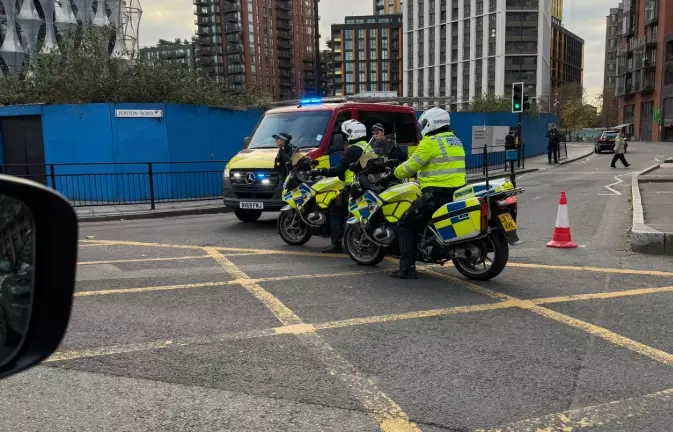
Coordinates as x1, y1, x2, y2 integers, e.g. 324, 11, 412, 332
306, 212, 327, 226
372, 227, 395, 245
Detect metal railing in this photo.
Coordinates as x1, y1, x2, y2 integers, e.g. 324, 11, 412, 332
0, 161, 227, 209
0, 150, 524, 208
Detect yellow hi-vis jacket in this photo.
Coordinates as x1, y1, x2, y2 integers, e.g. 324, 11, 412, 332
394, 131, 466, 189
344, 140, 375, 185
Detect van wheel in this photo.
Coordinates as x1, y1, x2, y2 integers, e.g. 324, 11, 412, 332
234, 209, 262, 223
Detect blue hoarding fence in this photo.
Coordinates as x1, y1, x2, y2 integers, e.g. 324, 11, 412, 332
0, 146, 524, 207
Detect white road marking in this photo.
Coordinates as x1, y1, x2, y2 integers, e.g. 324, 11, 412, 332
598, 174, 630, 196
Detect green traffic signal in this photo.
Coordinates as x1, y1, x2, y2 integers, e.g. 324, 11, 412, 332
514, 103, 520, 109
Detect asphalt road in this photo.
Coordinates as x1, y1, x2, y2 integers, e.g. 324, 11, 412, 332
3, 142, 673, 431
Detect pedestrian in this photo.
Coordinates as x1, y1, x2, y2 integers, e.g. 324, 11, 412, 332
610, 129, 630, 168
546, 126, 560, 164
504, 131, 516, 150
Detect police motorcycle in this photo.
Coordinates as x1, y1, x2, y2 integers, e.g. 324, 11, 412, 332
277, 134, 395, 246
277, 133, 356, 245
343, 148, 524, 281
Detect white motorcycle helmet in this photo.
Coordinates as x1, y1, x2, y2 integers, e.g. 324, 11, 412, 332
418, 107, 451, 137
341, 119, 367, 142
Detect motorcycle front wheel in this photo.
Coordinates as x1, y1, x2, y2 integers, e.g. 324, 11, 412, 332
452, 230, 509, 281
277, 209, 312, 246
343, 223, 386, 266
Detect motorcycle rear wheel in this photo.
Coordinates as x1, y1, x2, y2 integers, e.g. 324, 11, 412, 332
452, 230, 509, 281
277, 210, 312, 246
344, 223, 386, 266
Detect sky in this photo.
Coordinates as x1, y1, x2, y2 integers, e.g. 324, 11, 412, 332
139, 0, 613, 102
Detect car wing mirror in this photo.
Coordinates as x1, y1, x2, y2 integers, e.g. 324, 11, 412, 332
0, 175, 77, 380
243, 136, 250, 148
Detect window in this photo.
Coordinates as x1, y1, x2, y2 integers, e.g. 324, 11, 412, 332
345, 84, 355, 94
356, 111, 419, 145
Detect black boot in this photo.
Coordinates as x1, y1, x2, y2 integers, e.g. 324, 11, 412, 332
321, 242, 343, 253
390, 267, 418, 279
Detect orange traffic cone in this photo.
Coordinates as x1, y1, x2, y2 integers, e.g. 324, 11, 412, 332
546, 191, 577, 248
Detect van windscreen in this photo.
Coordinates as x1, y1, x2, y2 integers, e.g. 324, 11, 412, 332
248, 111, 332, 149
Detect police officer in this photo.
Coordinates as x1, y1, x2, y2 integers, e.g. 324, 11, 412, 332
545, 126, 560, 164
312, 120, 375, 253
388, 107, 466, 279
273, 132, 296, 172
371, 123, 408, 162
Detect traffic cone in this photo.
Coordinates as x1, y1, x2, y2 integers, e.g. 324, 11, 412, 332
546, 191, 577, 248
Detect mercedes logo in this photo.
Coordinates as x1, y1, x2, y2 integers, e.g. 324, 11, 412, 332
245, 172, 255, 184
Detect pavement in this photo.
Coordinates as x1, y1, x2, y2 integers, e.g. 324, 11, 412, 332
4, 141, 673, 431
74, 144, 594, 222
630, 161, 673, 254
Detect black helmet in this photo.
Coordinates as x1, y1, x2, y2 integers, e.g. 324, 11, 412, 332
272, 132, 292, 143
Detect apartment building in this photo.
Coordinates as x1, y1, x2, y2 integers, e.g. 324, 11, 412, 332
613, 0, 673, 141
140, 41, 196, 70
331, 14, 403, 96
374, 0, 402, 15
551, 0, 562, 20
320, 44, 337, 96
403, 0, 552, 110
550, 16, 583, 88
604, 4, 623, 88
193, 0, 320, 100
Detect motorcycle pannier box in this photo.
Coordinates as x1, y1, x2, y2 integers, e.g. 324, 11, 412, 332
431, 197, 483, 243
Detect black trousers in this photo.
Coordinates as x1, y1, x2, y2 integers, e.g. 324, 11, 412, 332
397, 187, 458, 271
547, 143, 559, 163
328, 191, 349, 245
611, 153, 628, 167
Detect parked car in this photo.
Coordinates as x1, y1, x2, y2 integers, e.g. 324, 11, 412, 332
594, 129, 628, 153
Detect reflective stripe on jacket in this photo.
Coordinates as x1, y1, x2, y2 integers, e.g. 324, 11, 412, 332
393, 132, 466, 189
344, 140, 374, 185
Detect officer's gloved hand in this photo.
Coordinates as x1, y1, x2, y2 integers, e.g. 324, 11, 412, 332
386, 159, 401, 168
311, 168, 328, 178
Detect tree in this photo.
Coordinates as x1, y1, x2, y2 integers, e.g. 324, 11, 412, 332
461, 92, 511, 112
0, 26, 270, 108
596, 87, 619, 128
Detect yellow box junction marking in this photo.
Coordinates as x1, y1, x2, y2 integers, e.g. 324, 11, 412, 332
74, 269, 388, 297
202, 246, 420, 432
423, 268, 673, 368
475, 387, 673, 432
78, 255, 210, 265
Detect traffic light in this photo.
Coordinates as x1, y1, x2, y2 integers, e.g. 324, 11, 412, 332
511, 82, 523, 113
523, 92, 530, 111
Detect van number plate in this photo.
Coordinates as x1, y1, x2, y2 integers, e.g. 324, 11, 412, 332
240, 202, 263, 210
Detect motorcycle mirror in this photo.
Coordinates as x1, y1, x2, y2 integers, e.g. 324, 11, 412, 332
0, 175, 77, 381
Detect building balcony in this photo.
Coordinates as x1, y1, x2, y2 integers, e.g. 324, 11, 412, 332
279, 78, 292, 87
279, 59, 292, 68
193, 0, 218, 5
277, 30, 291, 39
224, 12, 239, 23
223, 1, 240, 12
227, 54, 243, 63
277, 40, 292, 50
196, 16, 221, 25
227, 34, 243, 44
276, 10, 290, 20
278, 49, 292, 58
226, 44, 243, 53
276, 1, 291, 10
277, 19, 291, 30
224, 24, 242, 33
229, 74, 245, 84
